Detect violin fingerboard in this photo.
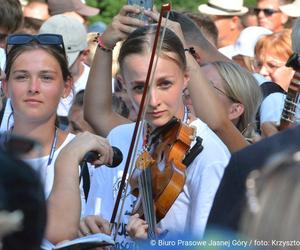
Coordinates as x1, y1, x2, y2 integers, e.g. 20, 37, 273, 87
279, 72, 300, 130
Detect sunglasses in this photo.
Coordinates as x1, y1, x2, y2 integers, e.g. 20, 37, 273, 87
253, 8, 280, 16
6, 33, 66, 56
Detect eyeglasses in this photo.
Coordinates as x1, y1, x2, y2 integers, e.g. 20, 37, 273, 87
253, 8, 280, 16
6, 33, 66, 56
210, 81, 240, 103
253, 59, 286, 73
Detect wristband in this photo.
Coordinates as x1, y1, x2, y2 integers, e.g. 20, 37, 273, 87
95, 33, 114, 52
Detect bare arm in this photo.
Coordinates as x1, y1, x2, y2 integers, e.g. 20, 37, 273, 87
84, 6, 145, 137
46, 132, 114, 244
261, 122, 279, 137
84, 47, 129, 137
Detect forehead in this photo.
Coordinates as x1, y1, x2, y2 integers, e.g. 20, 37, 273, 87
212, 15, 232, 23
257, 52, 287, 63
122, 51, 181, 71
257, 0, 280, 9
121, 52, 183, 81
11, 48, 60, 69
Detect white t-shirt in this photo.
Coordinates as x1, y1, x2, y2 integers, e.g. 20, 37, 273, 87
85, 119, 230, 248
0, 48, 5, 72
24, 133, 90, 216
25, 133, 75, 198
252, 73, 285, 124
25, 132, 94, 250
260, 92, 286, 124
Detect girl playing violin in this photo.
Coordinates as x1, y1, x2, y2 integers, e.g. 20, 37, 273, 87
82, 5, 230, 245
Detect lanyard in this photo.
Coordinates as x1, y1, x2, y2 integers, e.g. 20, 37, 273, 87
47, 127, 58, 166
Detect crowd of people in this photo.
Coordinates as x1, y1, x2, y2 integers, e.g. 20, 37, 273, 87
0, 0, 300, 249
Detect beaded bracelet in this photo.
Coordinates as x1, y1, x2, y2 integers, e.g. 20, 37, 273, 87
94, 33, 114, 52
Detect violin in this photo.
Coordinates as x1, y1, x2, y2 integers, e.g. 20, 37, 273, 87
130, 117, 195, 223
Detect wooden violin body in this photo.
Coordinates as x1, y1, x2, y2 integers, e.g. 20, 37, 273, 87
130, 118, 195, 223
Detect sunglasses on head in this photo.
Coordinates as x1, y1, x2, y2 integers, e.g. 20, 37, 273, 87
253, 8, 280, 16
6, 33, 66, 55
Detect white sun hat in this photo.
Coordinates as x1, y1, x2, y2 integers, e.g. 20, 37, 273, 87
233, 26, 273, 57
198, 0, 248, 16
280, 0, 300, 17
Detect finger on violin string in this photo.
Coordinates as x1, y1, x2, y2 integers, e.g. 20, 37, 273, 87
126, 214, 148, 239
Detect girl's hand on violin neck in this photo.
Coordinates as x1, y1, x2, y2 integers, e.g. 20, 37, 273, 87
79, 215, 110, 237
61, 131, 114, 166
126, 214, 148, 240
101, 5, 146, 49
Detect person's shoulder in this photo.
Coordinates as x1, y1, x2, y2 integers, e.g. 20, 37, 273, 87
190, 118, 230, 153
56, 132, 76, 152
188, 118, 230, 168
108, 122, 134, 138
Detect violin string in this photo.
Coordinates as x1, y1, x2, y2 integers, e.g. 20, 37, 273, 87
116, 9, 171, 240
144, 12, 171, 238
140, 167, 155, 237
113, 121, 146, 241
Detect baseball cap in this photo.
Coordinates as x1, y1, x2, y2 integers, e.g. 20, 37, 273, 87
233, 26, 272, 57
198, 0, 248, 16
48, 0, 99, 17
39, 15, 88, 67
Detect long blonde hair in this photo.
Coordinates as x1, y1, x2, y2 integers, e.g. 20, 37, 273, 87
210, 61, 262, 138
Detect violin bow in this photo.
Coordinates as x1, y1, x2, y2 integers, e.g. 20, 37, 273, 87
109, 3, 172, 240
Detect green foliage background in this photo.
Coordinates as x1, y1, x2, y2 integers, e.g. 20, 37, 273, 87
86, 0, 257, 25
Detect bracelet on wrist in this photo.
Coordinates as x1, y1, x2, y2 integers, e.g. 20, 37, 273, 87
94, 33, 114, 52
